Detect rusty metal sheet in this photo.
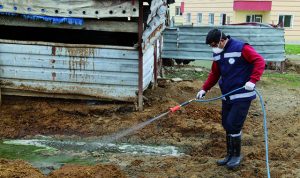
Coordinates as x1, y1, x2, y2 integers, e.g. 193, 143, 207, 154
0, 41, 142, 101
0, 79, 137, 101
142, 45, 154, 89
142, 0, 167, 52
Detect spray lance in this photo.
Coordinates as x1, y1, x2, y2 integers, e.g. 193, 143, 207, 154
169, 98, 196, 112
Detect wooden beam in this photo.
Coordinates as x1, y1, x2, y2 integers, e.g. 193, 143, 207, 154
0, 16, 138, 33
138, 0, 144, 111
0, 87, 2, 105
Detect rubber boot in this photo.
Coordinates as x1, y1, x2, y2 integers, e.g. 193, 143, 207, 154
226, 135, 242, 169
217, 134, 232, 166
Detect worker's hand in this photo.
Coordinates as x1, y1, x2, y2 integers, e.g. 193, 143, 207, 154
245, 81, 255, 91
196, 90, 206, 99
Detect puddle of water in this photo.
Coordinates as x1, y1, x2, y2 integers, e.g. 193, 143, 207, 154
0, 141, 96, 175
0, 136, 183, 174
3, 139, 182, 156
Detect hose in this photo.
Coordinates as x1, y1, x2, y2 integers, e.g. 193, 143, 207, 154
255, 89, 271, 178
170, 87, 271, 178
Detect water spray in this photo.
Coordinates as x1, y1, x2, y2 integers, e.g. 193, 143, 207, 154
101, 111, 170, 142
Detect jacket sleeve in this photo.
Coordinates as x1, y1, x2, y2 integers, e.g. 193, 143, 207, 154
242, 45, 265, 83
202, 61, 221, 91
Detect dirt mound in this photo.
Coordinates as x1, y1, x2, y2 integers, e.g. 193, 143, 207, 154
48, 164, 127, 178
0, 159, 45, 178
0, 160, 128, 178
0, 97, 134, 138
285, 59, 300, 73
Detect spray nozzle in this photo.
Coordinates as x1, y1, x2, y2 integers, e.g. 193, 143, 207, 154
170, 105, 181, 112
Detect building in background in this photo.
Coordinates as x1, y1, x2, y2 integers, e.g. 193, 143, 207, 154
169, 0, 300, 43
168, 0, 185, 26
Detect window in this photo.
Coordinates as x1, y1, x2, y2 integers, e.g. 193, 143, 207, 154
186, 13, 191, 23
220, 13, 226, 25
246, 14, 262, 23
197, 13, 202, 24
208, 13, 214, 25
246, 15, 251, 22
175, 6, 182, 16
279, 15, 292, 27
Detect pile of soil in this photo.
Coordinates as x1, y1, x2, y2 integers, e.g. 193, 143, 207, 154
0, 159, 45, 178
49, 164, 127, 178
285, 59, 300, 73
0, 159, 126, 178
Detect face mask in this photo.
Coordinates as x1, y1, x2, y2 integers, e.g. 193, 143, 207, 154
212, 47, 223, 54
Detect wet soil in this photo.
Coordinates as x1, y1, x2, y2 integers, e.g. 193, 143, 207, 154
0, 65, 299, 178
48, 164, 127, 178
0, 159, 44, 178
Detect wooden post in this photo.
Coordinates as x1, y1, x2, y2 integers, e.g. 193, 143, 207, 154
138, 0, 144, 111
280, 60, 286, 73
0, 87, 2, 105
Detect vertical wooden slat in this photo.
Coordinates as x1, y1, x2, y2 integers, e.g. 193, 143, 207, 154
0, 88, 2, 105
138, 0, 144, 111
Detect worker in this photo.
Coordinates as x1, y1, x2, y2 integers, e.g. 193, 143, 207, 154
196, 29, 265, 169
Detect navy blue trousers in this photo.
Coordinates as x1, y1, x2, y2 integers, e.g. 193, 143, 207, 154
222, 100, 252, 134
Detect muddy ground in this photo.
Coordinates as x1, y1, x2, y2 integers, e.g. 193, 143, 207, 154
0, 60, 299, 178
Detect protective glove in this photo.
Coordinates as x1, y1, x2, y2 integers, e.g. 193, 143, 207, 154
245, 81, 255, 91
196, 90, 206, 99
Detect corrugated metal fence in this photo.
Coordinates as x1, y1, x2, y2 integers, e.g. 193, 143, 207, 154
162, 26, 285, 62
